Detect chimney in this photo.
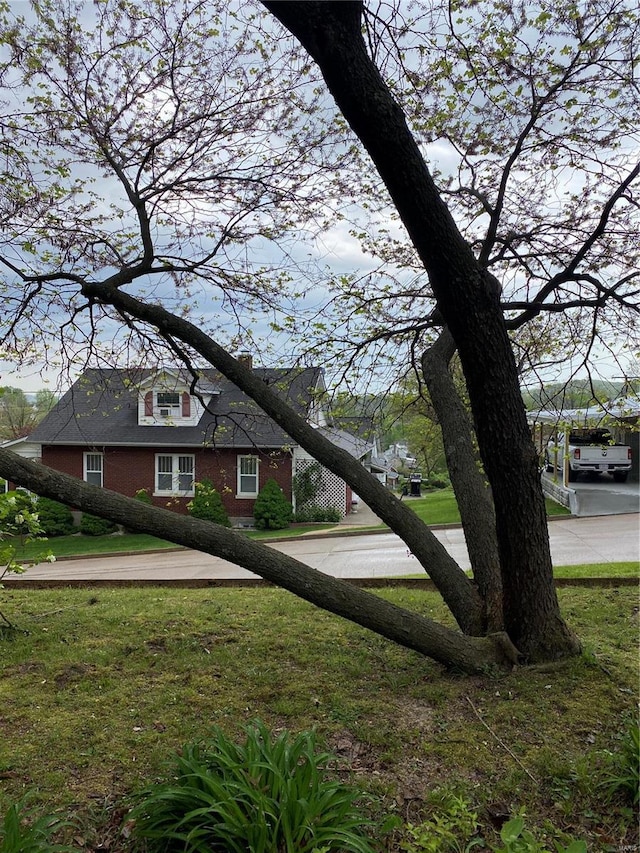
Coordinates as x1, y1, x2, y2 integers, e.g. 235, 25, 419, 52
237, 351, 253, 369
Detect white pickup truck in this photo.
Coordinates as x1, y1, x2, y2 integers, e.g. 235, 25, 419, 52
544, 428, 632, 483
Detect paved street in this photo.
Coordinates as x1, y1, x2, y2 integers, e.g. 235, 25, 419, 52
11, 513, 639, 582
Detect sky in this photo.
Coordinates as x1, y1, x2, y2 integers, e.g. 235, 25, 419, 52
1, 0, 638, 396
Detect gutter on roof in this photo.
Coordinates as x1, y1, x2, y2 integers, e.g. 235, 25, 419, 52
39, 442, 290, 449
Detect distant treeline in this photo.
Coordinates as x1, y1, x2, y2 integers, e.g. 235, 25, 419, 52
521, 380, 638, 412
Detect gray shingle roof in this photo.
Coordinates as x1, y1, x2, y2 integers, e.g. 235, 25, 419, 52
316, 425, 371, 459
30, 367, 324, 449
331, 416, 376, 442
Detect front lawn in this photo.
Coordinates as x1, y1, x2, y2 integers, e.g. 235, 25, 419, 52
7, 523, 339, 562
404, 488, 570, 525
0, 584, 636, 851
8, 531, 180, 562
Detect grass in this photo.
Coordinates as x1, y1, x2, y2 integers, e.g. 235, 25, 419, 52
544, 496, 572, 516
248, 523, 337, 539
0, 584, 637, 851
552, 561, 639, 578
401, 490, 462, 525
404, 490, 570, 526
402, 561, 639, 581
7, 523, 338, 562
10, 532, 179, 561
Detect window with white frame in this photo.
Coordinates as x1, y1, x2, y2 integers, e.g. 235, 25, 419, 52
0, 477, 7, 493
155, 454, 195, 495
84, 452, 104, 487
156, 391, 181, 418
237, 455, 259, 497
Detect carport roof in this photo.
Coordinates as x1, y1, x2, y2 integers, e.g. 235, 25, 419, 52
529, 395, 640, 425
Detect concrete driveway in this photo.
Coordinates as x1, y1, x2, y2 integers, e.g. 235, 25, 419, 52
568, 475, 639, 516
542, 471, 639, 516
10, 513, 639, 583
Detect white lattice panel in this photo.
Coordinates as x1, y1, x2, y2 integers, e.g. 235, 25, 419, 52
294, 458, 347, 515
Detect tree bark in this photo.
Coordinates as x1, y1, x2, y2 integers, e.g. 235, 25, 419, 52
263, 0, 580, 660
421, 329, 503, 632
0, 448, 517, 672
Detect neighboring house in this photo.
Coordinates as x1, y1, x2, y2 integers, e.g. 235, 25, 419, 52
383, 442, 417, 472
331, 416, 394, 486
20, 363, 371, 523
0, 436, 43, 492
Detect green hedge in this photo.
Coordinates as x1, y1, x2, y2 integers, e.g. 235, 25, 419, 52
35, 497, 75, 537
253, 479, 292, 530
293, 504, 341, 523
80, 513, 118, 536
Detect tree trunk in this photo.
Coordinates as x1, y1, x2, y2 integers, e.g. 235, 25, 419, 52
421, 328, 503, 632
263, 0, 580, 661
0, 448, 517, 672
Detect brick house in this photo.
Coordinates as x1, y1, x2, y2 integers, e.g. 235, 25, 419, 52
23, 364, 371, 524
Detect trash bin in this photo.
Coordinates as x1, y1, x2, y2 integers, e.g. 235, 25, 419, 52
409, 474, 422, 497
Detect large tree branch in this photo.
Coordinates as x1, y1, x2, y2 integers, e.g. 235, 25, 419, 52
507, 162, 640, 327
421, 329, 503, 632
79, 279, 485, 635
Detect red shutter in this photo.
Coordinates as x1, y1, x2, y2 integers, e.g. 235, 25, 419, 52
144, 391, 153, 416
182, 393, 191, 417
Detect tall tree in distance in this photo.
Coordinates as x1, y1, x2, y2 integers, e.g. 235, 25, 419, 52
0, 388, 37, 440
0, 387, 56, 440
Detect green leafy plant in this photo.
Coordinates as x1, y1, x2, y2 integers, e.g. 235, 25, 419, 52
293, 503, 341, 523
79, 512, 117, 536
401, 791, 482, 853
600, 719, 640, 805
187, 478, 230, 526
0, 490, 38, 537
253, 478, 292, 530
34, 498, 75, 537
128, 720, 375, 853
492, 818, 543, 853
0, 801, 73, 853
1, 491, 53, 631
133, 488, 153, 504
423, 477, 449, 490
293, 462, 325, 508
491, 817, 586, 853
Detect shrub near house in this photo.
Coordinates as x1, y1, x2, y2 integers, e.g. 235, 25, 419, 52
34, 498, 75, 537
80, 513, 117, 536
188, 479, 230, 527
253, 479, 293, 530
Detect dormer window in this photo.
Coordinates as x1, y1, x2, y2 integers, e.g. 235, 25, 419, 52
157, 391, 181, 418
142, 388, 192, 422
138, 371, 218, 426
